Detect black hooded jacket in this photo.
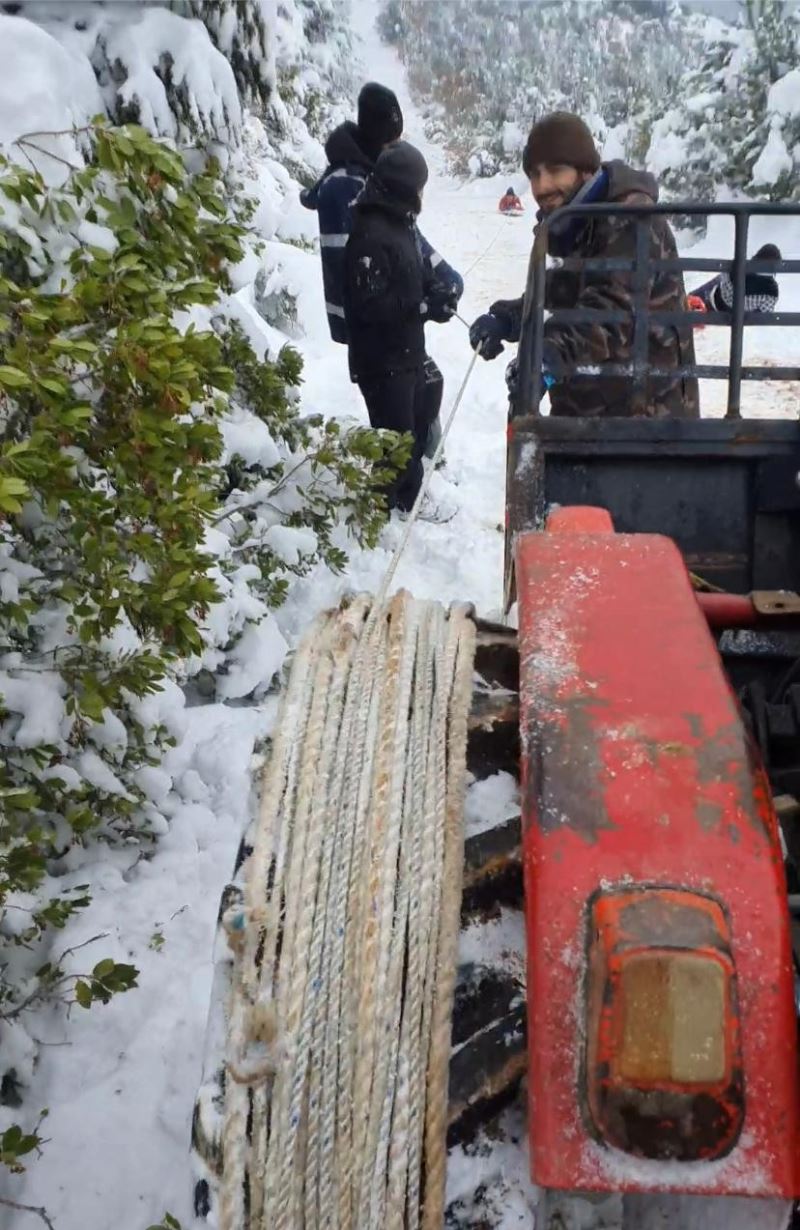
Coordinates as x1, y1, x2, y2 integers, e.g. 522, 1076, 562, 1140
344, 178, 426, 381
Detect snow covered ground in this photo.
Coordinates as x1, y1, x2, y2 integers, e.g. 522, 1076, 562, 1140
6, 4, 800, 1229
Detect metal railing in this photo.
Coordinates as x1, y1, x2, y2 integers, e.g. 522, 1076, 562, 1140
515, 201, 800, 420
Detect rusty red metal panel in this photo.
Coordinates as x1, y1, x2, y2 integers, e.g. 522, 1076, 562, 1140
547, 506, 615, 535
696, 592, 759, 628
696, 591, 800, 629
516, 524, 799, 1197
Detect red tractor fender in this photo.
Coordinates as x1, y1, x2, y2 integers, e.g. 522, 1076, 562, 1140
516, 508, 799, 1197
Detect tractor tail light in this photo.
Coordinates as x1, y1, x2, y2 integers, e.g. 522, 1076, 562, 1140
585, 888, 744, 1162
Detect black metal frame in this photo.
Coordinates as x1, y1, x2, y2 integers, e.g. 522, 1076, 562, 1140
515, 201, 800, 420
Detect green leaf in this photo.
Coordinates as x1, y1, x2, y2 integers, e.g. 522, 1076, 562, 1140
78, 689, 105, 722
0, 476, 28, 496
74, 980, 93, 1009
0, 365, 30, 389
36, 377, 68, 396
115, 252, 143, 271
92, 958, 116, 980
0, 474, 29, 513
3, 441, 31, 458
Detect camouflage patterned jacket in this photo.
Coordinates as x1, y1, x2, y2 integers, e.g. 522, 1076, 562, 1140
496, 161, 699, 419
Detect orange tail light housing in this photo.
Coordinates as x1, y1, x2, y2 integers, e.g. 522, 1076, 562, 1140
584, 888, 744, 1162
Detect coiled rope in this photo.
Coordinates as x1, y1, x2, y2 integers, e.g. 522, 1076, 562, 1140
218, 591, 476, 1230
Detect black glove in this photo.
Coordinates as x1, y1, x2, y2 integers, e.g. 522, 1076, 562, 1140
425, 290, 458, 323
469, 313, 506, 359
505, 356, 554, 405
488, 299, 521, 329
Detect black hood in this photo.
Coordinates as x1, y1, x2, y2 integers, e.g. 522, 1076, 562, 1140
373, 142, 428, 207
324, 120, 372, 171
357, 82, 404, 161
354, 177, 417, 224
355, 143, 427, 222
301, 121, 373, 212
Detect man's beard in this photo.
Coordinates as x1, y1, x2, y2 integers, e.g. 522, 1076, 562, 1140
537, 193, 567, 216
536, 179, 581, 216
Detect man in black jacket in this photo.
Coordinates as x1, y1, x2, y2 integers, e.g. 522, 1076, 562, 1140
345, 142, 455, 521
302, 83, 463, 465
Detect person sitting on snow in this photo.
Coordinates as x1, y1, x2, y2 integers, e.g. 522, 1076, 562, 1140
499, 186, 524, 214
344, 143, 456, 524
688, 243, 780, 320
469, 112, 699, 419
301, 82, 463, 464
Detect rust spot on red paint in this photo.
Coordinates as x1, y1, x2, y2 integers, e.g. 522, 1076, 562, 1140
525, 696, 616, 843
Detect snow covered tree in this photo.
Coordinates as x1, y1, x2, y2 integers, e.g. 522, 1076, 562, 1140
2, 0, 353, 154
645, 0, 800, 203
0, 2, 239, 146
271, 0, 353, 149
381, 0, 710, 177
169, 0, 274, 109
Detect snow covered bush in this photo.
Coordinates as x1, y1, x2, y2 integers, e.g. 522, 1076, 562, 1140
170, 0, 274, 109
0, 121, 405, 1122
646, 0, 800, 206
2, 2, 243, 148
3, 0, 351, 172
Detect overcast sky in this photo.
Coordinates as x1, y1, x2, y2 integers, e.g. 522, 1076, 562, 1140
684, 0, 798, 13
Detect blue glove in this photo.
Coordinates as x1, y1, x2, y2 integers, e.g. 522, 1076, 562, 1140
469, 313, 507, 359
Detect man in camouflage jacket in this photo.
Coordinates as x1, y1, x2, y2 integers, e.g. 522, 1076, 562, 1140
470, 112, 699, 419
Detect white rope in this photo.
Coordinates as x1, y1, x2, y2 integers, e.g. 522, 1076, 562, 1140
463, 222, 505, 278
217, 320, 483, 1230
220, 593, 476, 1230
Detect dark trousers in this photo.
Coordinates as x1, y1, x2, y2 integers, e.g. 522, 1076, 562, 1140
422, 355, 443, 458
357, 363, 435, 512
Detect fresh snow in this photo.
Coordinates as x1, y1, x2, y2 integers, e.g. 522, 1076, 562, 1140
465, 770, 520, 837
751, 125, 794, 188
102, 9, 241, 146
0, 14, 102, 184
5, 3, 800, 1229
0, 670, 66, 749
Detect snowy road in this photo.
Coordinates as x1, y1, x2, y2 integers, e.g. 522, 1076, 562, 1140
285, 10, 532, 632
8, 4, 800, 1230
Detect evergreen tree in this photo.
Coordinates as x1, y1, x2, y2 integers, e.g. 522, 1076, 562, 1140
649, 0, 800, 203
383, 0, 707, 177
170, 0, 273, 110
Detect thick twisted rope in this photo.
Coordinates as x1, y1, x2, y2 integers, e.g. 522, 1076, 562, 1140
219, 593, 476, 1230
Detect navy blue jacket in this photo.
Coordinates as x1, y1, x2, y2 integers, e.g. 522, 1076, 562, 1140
301, 122, 463, 343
